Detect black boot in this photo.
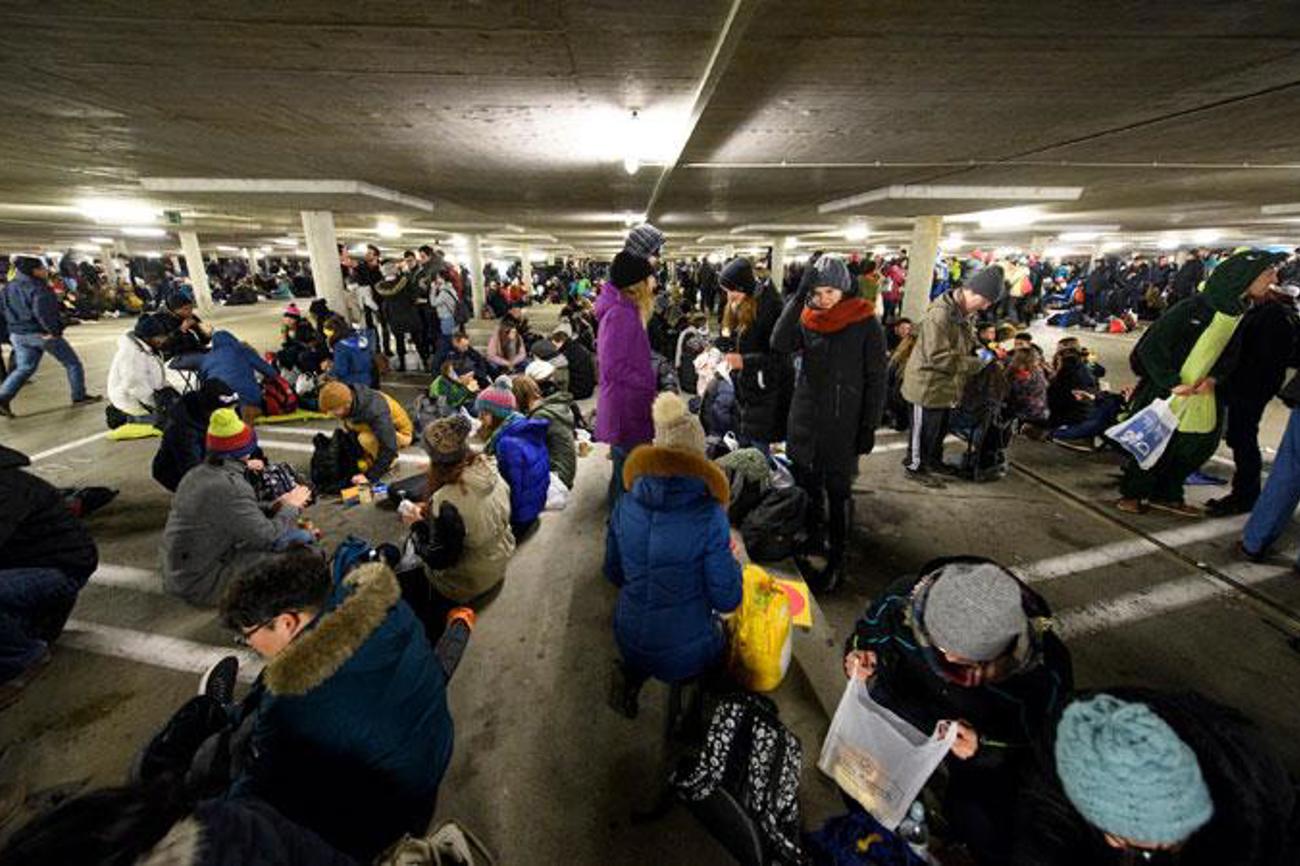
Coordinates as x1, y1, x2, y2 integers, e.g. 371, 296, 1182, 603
815, 494, 853, 594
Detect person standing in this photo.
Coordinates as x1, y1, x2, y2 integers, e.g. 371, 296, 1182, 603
595, 250, 658, 509
1206, 284, 1300, 516
719, 257, 789, 453
901, 266, 1004, 479
1240, 368, 1300, 562
771, 254, 887, 591
1170, 248, 1206, 304
1119, 250, 1284, 516
351, 245, 391, 357
0, 256, 101, 417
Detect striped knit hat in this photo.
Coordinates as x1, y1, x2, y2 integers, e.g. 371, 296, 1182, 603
206, 408, 258, 459
474, 376, 518, 419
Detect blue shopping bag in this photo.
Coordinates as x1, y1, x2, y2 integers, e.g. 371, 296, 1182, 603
1105, 398, 1178, 470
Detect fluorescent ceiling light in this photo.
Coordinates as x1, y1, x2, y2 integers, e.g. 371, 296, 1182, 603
121, 226, 167, 238
783, 236, 799, 249
275, 237, 298, 247
1158, 235, 1181, 250
977, 207, 1040, 229
1191, 228, 1222, 244
143, 250, 162, 259
1100, 241, 1125, 252
529, 250, 548, 262
1058, 231, 1099, 242
215, 245, 238, 253
1261, 202, 1300, 216
732, 223, 836, 235
819, 184, 1083, 215
376, 220, 402, 239
77, 198, 159, 224
89, 236, 113, 245
73, 243, 99, 252
348, 243, 368, 255
295, 248, 310, 256
872, 245, 888, 256
844, 222, 870, 242
944, 232, 965, 247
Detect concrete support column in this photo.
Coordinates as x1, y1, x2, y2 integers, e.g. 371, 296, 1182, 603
770, 242, 786, 294
100, 245, 121, 287
177, 230, 214, 315
300, 210, 347, 314
521, 243, 533, 295
901, 215, 943, 322
243, 247, 257, 277
467, 234, 486, 316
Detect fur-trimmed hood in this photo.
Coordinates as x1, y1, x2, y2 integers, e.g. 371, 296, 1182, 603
263, 562, 400, 697
623, 444, 729, 506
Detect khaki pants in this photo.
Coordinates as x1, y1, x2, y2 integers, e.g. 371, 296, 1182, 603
352, 423, 413, 472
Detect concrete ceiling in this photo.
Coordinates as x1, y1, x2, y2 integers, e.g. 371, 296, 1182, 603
3, 0, 1300, 258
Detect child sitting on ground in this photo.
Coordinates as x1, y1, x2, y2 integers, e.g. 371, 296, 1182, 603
474, 377, 551, 539
1006, 347, 1050, 427
604, 391, 743, 719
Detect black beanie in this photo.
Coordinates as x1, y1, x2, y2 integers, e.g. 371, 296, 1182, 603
197, 378, 239, 416
14, 256, 46, 276
965, 265, 1006, 304
133, 313, 172, 341
610, 250, 654, 290
720, 257, 757, 295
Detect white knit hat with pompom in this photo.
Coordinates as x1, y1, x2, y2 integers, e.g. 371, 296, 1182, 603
652, 391, 706, 454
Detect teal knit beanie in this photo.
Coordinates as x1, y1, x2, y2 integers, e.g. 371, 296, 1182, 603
1054, 694, 1214, 846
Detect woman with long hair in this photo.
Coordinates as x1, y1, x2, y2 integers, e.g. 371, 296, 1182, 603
771, 254, 888, 592
594, 250, 657, 508
719, 257, 790, 453
485, 321, 527, 376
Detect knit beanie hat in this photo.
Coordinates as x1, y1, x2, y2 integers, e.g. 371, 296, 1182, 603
283, 303, 301, 320
652, 391, 705, 454
720, 257, 757, 295
921, 560, 1027, 661
474, 375, 518, 418
422, 415, 472, 465
525, 359, 555, 382
1054, 694, 1214, 846
134, 313, 172, 341
965, 265, 1006, 304
205, 407, 258, 459
811, 255, 853, 293
610, 250, 655, 290
319, 381, 354, 415
623, 223, 665, 260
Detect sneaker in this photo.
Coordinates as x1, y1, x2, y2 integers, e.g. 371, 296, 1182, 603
1053, 437, 1094, 453
1148, 499, 1202, 518
1205, 496, 1252, 517
1116, 497, 1147, 514
198, 656, 239, 706
1236, 540, 1267, 564
903, 466, 946, 489
71, 394, 103, 406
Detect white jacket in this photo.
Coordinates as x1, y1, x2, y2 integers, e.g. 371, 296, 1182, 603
107, 332, 168, 415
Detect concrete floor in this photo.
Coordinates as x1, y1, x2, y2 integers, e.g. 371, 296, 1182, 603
2, 304, 1299, 861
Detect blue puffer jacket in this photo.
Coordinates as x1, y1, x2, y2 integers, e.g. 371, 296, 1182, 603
1, 272, 63, 336
199, 330, 278, 409
488, 414, 551, 528
604, 445, 742, 682
230, 562, 452, 862
331, 332, 374, 387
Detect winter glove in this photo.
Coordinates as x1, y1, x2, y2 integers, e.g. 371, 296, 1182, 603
976, 347, 996, 367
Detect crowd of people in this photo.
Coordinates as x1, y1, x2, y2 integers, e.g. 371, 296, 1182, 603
1, 222, 1299, 866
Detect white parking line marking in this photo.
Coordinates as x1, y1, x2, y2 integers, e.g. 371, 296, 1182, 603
29, 432, 109, 462
60, 619, 263, 683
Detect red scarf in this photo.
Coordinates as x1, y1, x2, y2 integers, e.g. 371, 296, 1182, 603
800, 297, 875, 334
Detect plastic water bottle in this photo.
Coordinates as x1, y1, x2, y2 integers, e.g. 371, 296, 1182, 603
899, 800, 930, 860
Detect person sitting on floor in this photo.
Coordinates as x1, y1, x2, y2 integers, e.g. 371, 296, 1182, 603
0, 444, 99, 709
151, 378, 240, 492
219, 551, 454, 861
513, 372, 577, 490
428, 357, 481, 417
843, 556, 1074, 866
154, 285, 212, 358
321, 316, 375, 389
160, 409, 313, 606
399, 415, 516, 642
473, 377, 550, 539
1006, 346, 1050, 427
442, 330, 490, 388
318, 380, 414, 486
197, 330, 280, 424
551, 326, 595, 400
278, 304, 325, 375
485, 322, 527, 376
105, 313, 175, 427
1013, 688, 1298, 866
604, 391, 742, 719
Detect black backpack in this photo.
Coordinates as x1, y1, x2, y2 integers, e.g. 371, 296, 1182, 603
740, 486, 808, 563
310, 429, 363, 494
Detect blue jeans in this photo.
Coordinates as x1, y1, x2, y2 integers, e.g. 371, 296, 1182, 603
1243, 407, 1300, 559
607, 445, 630, 511
0, 567, 83, 683
0, 333, 87, 402
1051, 393, 1124, 441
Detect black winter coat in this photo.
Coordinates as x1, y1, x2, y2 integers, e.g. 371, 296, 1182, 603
562, 339, 596, 400
141, 798, 358, 866
378, 277, 422, 335
1012, 687, 1299, 866
1229, 298, 1299, 408
0, 445, 98, 581
729, 285, 792, 443
771, 290, 888, 475
152, 391, 210, 492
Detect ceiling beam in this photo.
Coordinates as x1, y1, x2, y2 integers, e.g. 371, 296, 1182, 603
139, 178, 435, 213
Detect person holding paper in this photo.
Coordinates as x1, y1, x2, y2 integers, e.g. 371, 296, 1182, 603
842, 557, 1073, 866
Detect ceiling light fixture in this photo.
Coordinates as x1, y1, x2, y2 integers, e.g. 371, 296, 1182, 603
143, 250, 162, 259
844, 222, 870, 242
275, 237, 298, 247
376, 220, 402, 239
120, 226, 167, 238
623, 110, 641, 176
942, 232, 965, 247
89, 236, 113, 245
783, 236, 799, 250
1191, 228, 1222, 244
977, 207, 1040, 229
76, 198, 159, 224
1058, 231, 1099, 242
1158, 235, 1181, 250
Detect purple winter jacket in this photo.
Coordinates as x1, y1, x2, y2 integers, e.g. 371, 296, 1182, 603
595, 283, 656, 448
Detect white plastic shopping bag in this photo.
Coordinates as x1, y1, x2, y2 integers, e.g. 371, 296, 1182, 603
1104, 398, 1178, 470
818, 680, 957, 829
544, 472, 570, 511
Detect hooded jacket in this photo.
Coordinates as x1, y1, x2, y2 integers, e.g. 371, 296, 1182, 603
426, 458, 516, 602
594, 284, 656, 448
0, 445, 98, 582
107, 332, 168, 416
528, 390, 577, 488
344, 384, 413, 482
846, 560, 1073, 775
329, 332, 374, 388
901, 290, 983, 409
1, 271, 63, 336
1012, 687, 1298, 866
160, 459, 302, 606
1227, 296, 1299, 408
198, 331, 279, 410
230, 563, 452, 862
486, 414, 551, 528
605, 446, 742, 682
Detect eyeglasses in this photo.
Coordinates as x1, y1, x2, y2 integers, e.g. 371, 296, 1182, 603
233, 617, 277, 647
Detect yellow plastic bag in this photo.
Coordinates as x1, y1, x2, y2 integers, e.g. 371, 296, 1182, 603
726, 564, 793, 692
